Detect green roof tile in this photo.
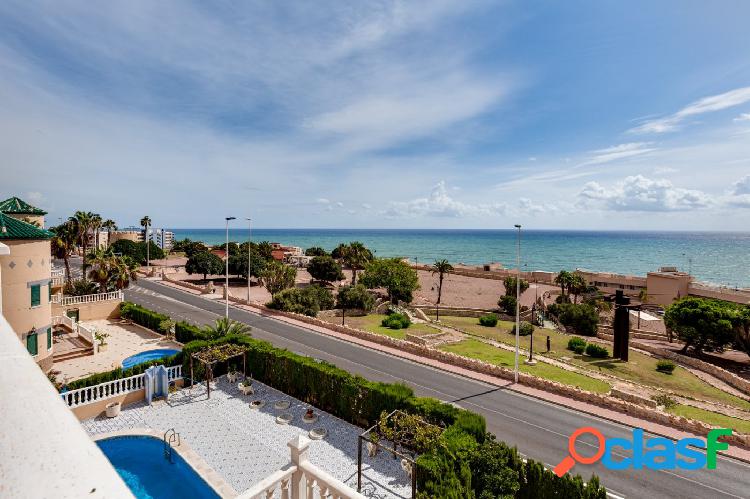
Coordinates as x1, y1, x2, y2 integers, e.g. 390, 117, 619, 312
0, 196, 47, 215
0, 213, 53, 240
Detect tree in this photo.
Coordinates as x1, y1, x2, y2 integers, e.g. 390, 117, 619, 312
229, 249, 266, 280
86, 249, 140, 292
201, 317, 251, 339
547, 302, 599, 336
360, 258, 420, 304
260, 261, 297, 295
185, 250, 224, 280
568, 271, 588, 304
256, 241, 274, 261
305, 246, 328, 257
503, 276, 529, 298
102, 219, 117, 248
431, 259, 454, 307
470, 434, 522, 499
110, 239, 164, 265
665, 298, 738, 355
336, 284, 375, 313
498, 295, 517, 315
554, 270, 573, 297
267, 285, 334, 317
50, 221, 78, 285
70, 211, 100, 268
341, 241, 373, 285
331, 243, 348, 260
140, 215, 152, 265
307, 256, 344, 283
63, 278, 97, 296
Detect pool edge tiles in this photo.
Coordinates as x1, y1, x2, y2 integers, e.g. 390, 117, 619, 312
93, 429, 237, 498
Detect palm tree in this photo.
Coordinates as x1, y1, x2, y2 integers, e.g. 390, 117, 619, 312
90, 213, 103, 251
87, 248, 114, 291
111, 255, 139, 290
140, 215, 152, 268
554, 270, 573, 297
431, 259, 454, 305
102, 219, 117, 248
50, 222, 77, 285
568, 271, 587, 304
343, 241, 372, 285
70, 211, 100, 268
201, 317, 251, 339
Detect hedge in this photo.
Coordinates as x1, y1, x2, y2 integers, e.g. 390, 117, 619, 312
175, 321, 209, 343
120, 302, 169, 332
64, 351, 183, 390
585, 343, 609, 358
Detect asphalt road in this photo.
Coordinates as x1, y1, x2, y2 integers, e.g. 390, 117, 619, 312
118, 277, 750, 498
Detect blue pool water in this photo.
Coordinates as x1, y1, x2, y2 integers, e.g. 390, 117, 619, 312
122, 349, 180, 369
97, 435, 220, 499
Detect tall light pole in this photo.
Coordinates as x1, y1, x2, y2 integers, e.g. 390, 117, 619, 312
225, 217, 236, 318
514, 224, 522, 383
245, 217, 252, 303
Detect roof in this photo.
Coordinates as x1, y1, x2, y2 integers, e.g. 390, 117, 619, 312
0, 213, 53, 240
0, 196, 47, 216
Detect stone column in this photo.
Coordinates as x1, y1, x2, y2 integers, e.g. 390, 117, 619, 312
288, 435, 311, 499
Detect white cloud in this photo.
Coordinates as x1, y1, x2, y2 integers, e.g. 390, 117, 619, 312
578, 175, 711, 211
734, 113, 750, 122
315, 198, 330, 204
385, 181, 507, 218
629, 86, 750, 134
581, 142, 656, 165
733, 175, 750, 195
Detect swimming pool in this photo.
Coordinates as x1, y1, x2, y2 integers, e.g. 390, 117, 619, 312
97, 435, 220, 499
122, 349, 180, 369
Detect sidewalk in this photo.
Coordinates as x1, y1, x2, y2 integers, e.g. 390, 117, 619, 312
154, 278, 750, 463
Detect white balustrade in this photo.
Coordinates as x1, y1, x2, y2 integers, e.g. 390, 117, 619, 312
76, 323, 97, 354
61, 365, 182, 408
52, 315, 76, 330
52, 290, 124, 306
237, 435, 365, 499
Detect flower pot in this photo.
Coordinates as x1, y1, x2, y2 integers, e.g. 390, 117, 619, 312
367, 441, 379, 457
98, 343, 108, 352
238, 383, 254, 395
227, 372, 238, 383
105, 401, 121, 418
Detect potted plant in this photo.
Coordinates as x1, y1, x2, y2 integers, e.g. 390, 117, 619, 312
238, 378, 254, 395
366, 433, 380, 457
227, 364, 239, 383
94, 330, 110, 352
105, 401, 121, 418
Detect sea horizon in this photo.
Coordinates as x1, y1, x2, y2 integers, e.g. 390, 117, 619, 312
166, 228, 750, 288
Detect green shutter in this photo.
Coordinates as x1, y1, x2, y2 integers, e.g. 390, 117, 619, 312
30, 285, 41, 307
48, 282, 52, 302
47, 328, 52, 350
27, 332, 38, 356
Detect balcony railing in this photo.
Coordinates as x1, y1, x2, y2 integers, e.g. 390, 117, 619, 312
52, 290, 123, 306
61, 365, 182, 408
238, 435, 365, 499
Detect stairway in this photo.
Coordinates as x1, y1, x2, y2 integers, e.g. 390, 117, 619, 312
53, 334, 94, 362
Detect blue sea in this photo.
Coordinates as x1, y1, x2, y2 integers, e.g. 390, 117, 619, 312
169, 229, 750, 288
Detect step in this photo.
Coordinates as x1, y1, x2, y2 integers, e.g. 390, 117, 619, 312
53, 347, 93, 362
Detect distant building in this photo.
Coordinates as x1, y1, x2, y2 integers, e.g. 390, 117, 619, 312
147, 228, 174, 250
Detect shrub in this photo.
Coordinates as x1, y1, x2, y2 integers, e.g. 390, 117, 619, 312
511, 321, 534, 336
656, 359, 676, 374
175, 321, 209, 343
382, 312, 411, 329
336, 284, 375, 313
548, 302, 599, 336
307, 255, 344, 283
478, 314, 498, 327
267, 285, 334, 317
567, 337, 587, 354
651, 393, 677, 409
585, 343, 609, 358
120, 302, 169, 332
360, 258, 419, 304
498, 295, 517, 315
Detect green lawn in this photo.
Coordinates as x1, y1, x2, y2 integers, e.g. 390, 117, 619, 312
440, 338, 611, 394
321, 314, 440, 340
668, 405, 750, 434
437, 315, 750, 413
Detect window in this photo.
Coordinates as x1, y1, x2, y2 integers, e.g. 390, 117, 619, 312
30, 284, 40, 307
27, 331, 38, 356
47, 327, 52, 350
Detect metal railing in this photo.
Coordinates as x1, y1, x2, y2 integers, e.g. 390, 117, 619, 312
52, 290, 124, 306
61, 365, 182, 408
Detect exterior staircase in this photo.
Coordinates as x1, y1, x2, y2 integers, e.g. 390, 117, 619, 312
53, 334, 94, 362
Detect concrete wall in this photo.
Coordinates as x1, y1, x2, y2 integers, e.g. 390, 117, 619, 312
52, 298, 122, 322
646, 272, 691, 305
0, 239, 53, 369
109, 231, 141, 244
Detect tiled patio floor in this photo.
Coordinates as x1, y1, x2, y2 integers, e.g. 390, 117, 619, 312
83, 377, 411, 498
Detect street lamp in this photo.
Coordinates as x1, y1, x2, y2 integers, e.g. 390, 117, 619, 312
225, 217, 236, 318
514, 224, 521, 383
245, 217, 252, 303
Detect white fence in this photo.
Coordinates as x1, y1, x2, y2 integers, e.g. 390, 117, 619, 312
61, 365, 182, 408
77, 323, 98, 353
52, 314, 76, 330
238, 435, 365, 499
52, 290, 123, 306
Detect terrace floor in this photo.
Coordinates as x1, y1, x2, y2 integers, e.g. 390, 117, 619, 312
83, 377, 411, 499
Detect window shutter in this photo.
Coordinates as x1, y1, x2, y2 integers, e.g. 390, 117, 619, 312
31, 285, 41, 307
27, 332, 38, 356
47, 328, 52, 350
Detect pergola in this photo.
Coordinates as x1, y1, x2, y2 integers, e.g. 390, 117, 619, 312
189, 343, 247, 399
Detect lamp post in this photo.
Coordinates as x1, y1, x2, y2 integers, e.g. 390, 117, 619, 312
225, 217, 236, 318
245, 217, 252, 303
514, 224, 521, 383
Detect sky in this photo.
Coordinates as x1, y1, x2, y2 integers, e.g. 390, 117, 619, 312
1, 1, 750, 230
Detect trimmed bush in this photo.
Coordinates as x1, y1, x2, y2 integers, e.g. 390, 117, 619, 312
64, 351, 183, 390
585, 343, 609, 358
567, 337, 587, 354
120, 302, 169, 332
382, 312, 411, 330
511, 321, 534, 336
336, 284, 375, 313
266, 285, 334, 317
175, 321, 209, 343
478, 314, 498, 327
656, 359, 676, 374
548, 302, 599, 336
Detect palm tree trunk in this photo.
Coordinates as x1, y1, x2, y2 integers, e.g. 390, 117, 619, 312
64, 256, 71, 285
437, 274, 443, 304
352, 268, 357, 285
